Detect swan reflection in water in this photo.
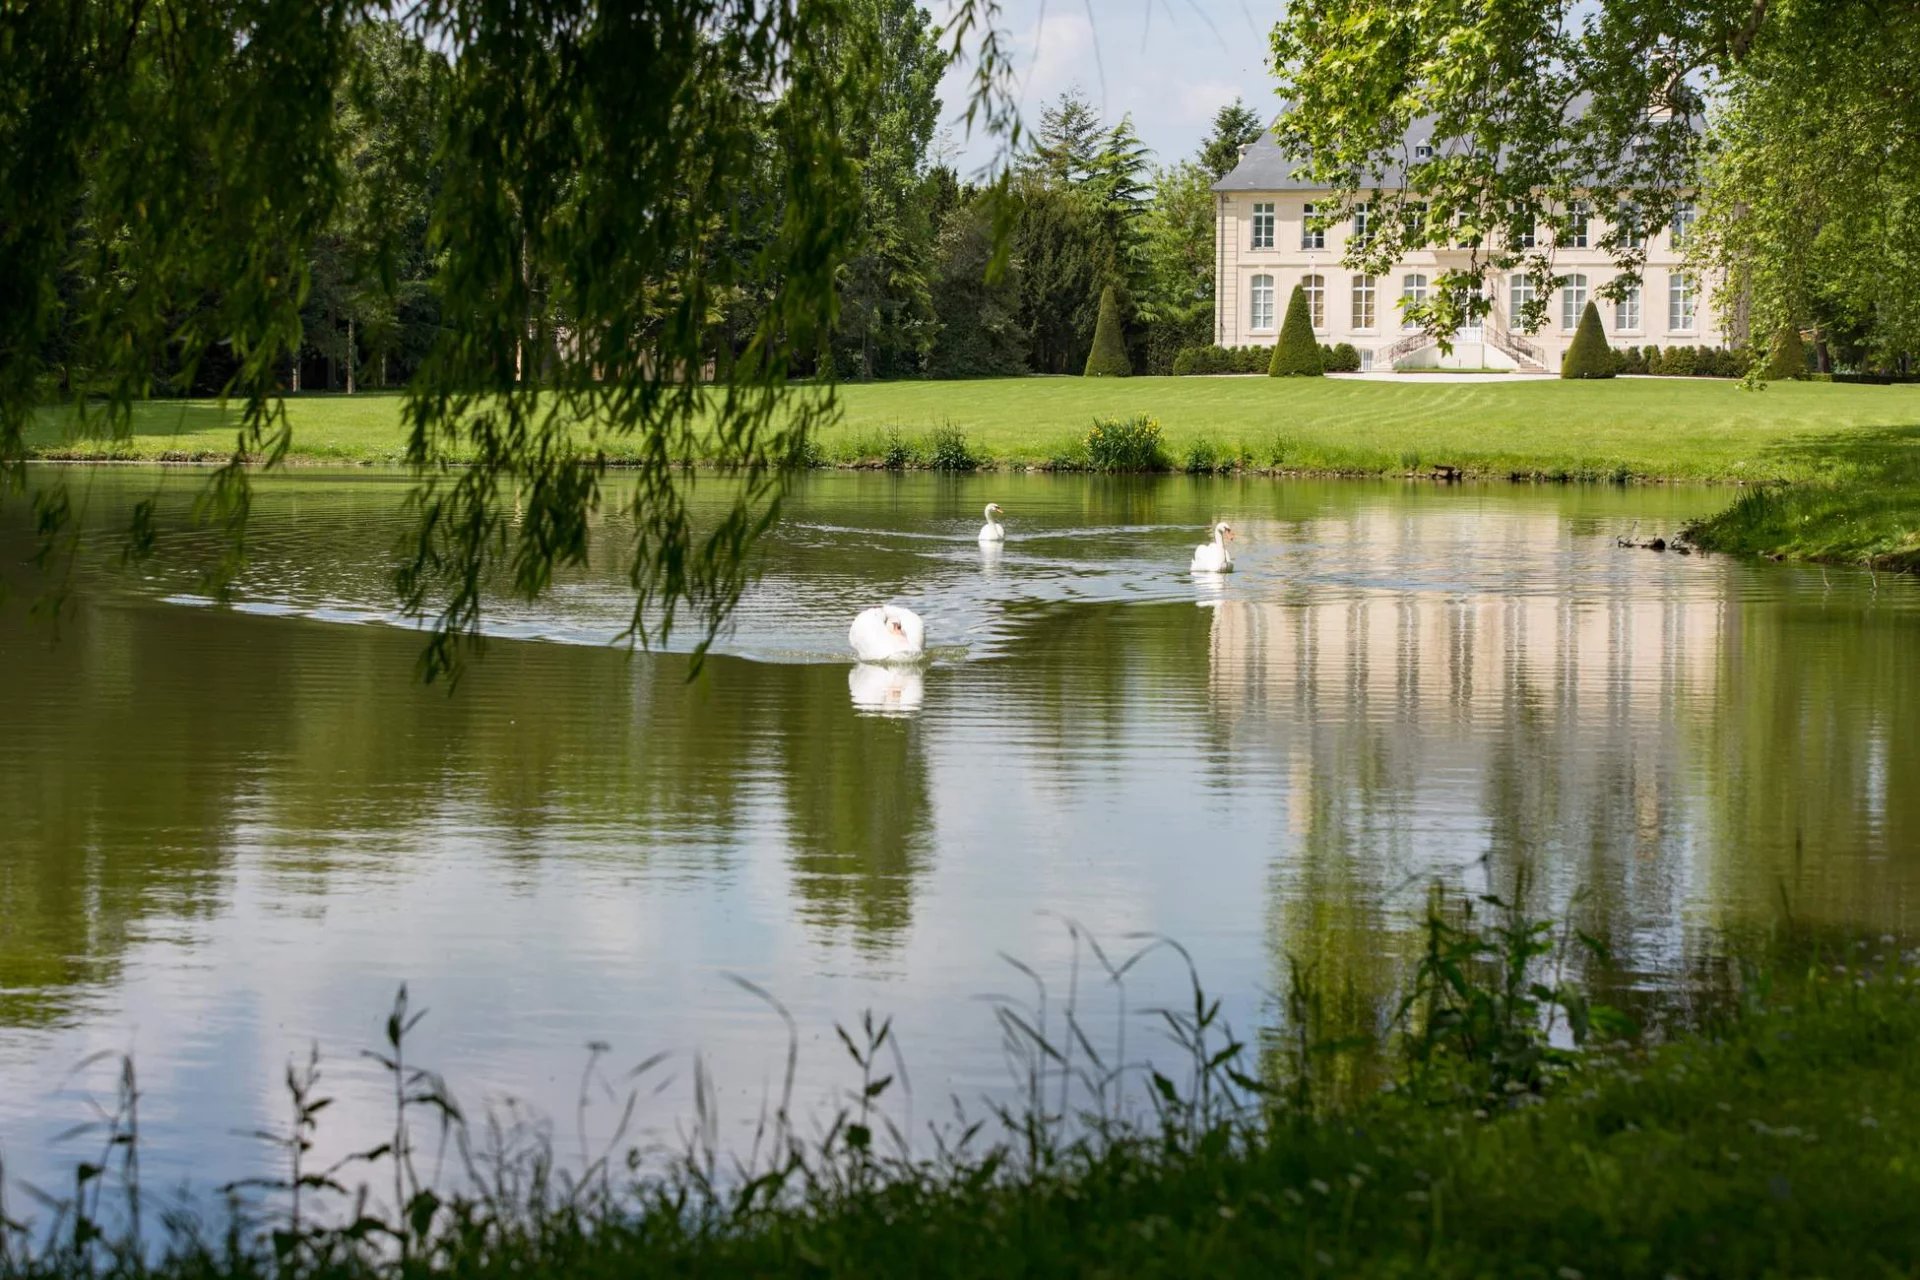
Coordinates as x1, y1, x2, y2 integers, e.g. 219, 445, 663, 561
848, 662, 926, 716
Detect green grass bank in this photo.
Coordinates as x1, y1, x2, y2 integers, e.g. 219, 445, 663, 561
27, 376, 1920, 568
6, 915, 1919, 1278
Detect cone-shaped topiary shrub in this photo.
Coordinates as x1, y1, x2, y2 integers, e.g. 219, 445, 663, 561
1766, 325, 1808, 380
1560, 300, 1615, 378
1269, 286, 1324, 376
1083, 284, 1132, 377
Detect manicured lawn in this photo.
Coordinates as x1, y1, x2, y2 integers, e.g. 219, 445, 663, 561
26, 376, 1920, 484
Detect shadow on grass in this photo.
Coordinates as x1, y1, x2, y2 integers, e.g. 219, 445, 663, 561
1690, 424, 1920, 569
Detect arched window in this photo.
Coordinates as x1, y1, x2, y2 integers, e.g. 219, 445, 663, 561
1302, 274, 1326, 329
1249, 274, 1275, 331
1615, 284, 1642, 332
1509, 273, 1539, 332
1351, 274, 1377, 329
1561, 274, 1589, 330
1668, 273, 1697, 332
1401, 273, 1428, 330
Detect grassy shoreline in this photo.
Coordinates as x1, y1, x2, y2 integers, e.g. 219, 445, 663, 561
5, 929, 1917, 1277
25, 376, 1920, 568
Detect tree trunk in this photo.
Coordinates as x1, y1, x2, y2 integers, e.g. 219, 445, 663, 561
346, 317, 356, 394
291, 357, 301, 393
1815, 332, 1832, 374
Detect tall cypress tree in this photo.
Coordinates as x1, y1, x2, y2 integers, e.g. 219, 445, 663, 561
1084, 284, 1131, 376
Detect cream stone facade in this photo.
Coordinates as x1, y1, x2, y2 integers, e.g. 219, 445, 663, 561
1212, 133, 1725, 371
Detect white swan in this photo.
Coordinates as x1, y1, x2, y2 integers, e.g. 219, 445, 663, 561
1190, 521, 1235, 573
848, 604, 925, 663
978, 502, 1006, 543
848, 662, 925, 715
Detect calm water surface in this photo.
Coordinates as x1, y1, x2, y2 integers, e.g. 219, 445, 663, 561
2, 467, 1916, 1198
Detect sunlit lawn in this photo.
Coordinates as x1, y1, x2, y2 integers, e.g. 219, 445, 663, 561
27, 376, 1920, 483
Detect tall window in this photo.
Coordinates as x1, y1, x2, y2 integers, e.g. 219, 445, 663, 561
1301, 202, 1325, 250
1250, 274, 1275, 330
1508, 273, 1539, 331
1454, 210, 1480, 249
1302, 274, 1326, 329
1251, 202, 1275, 250
1517, 218, 1538, 249
1401, 201, 1429, 239
1561, 274, 1589, 330
1401, 273, 1428, 329
1617, 203, 1645, 249
1566, 200, 1591, 249
1352, 203, 1372, 247
1615, 283, 1642, 331
1352, 274, 1377, 329
1670, 201, 1696, 249
1668, 273, 1697, 331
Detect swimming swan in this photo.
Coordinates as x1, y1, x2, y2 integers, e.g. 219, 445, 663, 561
1190, 521, 1235, 573
978, 503, 1006, 543
849, 605, 926, 662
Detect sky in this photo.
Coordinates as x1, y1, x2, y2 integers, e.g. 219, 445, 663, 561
930, 0, 1281, 176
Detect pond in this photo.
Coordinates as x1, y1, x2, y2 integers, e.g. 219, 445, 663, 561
1, 467, 1916, 1198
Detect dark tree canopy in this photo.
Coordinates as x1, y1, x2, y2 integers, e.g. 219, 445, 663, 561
1199, 98, 1266, 182
0, 0, 1021, 679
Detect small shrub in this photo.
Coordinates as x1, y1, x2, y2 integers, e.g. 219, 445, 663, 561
927, 424, 978, 472
1663, 345, 1699, 377
1560, 300, 1615, 378
1270, 286, 1325, 376
1399, 448, 1423, 472
1618, 345, 1646, 375
1171, 347, 1203, 376
1237, 345, 1268, 373
1184, 439, 1227, 475
1085, 415, 1168, 471
882, 428, 913, 470
1084, 284, 1132, 378
1644, 344, 1662, 375
1328, 342, 1362, 373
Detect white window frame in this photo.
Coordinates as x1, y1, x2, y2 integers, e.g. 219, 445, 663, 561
1351, 203, 1372, 247
1670, 201, 1696, 249
1249, 274, 1275, 331
1251, 201, 1275, 251
1401, 273, 1429, 330
1302, 274, 1327, 330
1614, 284, 1642, 333
1414, 142, 1434, 161
1301, 202, 1325, 251
1618, 204, 1645, 250
1566, 200, 1590, 249
1668, 273, 1697, 333
1509, 273, 1538, 332
1561, 274, 1589, 330
1351, 274, 1377, 330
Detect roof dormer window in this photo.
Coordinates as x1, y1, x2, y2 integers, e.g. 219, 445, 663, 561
1414, 141, 1434, 160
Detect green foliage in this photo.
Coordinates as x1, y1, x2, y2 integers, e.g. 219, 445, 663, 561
1183, 439, 1230, 474
10, 916, 1920, 1278
1327, 342, 1362, 373
926, 424, 978, 471
927, 194, 1027, 378
1083, 285, 1132, 377
1560, 301, 1616, 379
1270, 287, 1324, 376
1767, 325, 1810, 380
1084, 414, 1167, 471
1199, 97, 1267, 180
1, 1, 1025, 680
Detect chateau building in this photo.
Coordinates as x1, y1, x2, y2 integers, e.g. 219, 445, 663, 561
1211, 130, 1725, 371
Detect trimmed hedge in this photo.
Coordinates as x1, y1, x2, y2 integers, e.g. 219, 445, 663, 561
1173, 345, 1273, 375
1269, 286, 1324, 376
1084, 284, 1132, 377
1765, 326, 1808, 381
1561, 301, 1615, 378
